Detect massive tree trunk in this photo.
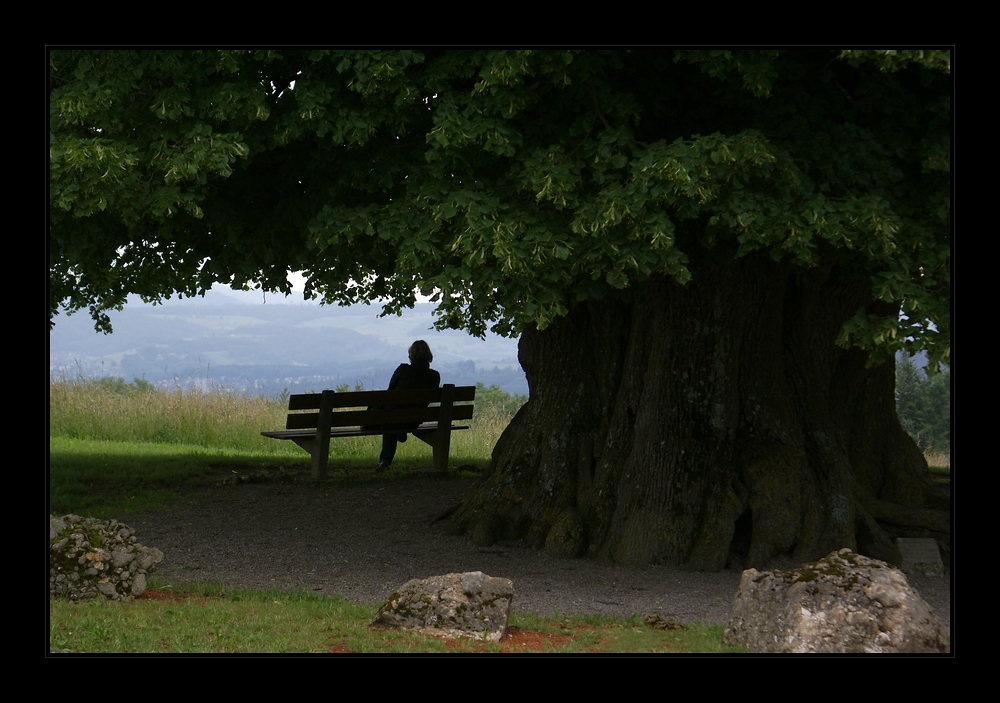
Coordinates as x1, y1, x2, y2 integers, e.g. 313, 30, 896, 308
450, 251, 948, 570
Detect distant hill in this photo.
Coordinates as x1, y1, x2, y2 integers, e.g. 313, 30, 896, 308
49, 288, 528, 396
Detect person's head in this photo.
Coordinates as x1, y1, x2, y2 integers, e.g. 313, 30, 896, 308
408, 340, 433, 363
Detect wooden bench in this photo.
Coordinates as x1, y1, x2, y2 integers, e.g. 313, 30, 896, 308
261, 384, 475, 479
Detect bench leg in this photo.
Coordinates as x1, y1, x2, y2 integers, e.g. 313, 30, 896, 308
415, 429, 451, 472
435, 429, 452, 472
311, 446, 329, 481
311, 390, 334, 480
290, 437, 329, 480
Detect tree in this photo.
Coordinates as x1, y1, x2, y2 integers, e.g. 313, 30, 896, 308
896, 355, 951, 453
50, 49, 951, 569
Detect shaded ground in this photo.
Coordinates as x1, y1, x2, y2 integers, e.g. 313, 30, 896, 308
123, 471, 950, 634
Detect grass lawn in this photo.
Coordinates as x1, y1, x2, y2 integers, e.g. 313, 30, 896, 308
49, 581, 742, 654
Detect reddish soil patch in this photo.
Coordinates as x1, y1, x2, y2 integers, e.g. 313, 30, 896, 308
137, 588, 186, 602
438, 627, 573, 653
326, 627, 573, 653
498, 627, 573, 652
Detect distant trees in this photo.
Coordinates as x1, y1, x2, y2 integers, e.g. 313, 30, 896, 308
474, 382, 527, 418
895, 356, 950, 452
93, 376, 156, 395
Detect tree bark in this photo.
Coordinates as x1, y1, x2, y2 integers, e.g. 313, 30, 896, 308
450, 252, 946, 570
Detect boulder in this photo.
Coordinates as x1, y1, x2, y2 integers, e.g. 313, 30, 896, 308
49, 514, 164, 602
723, 548, 948, 653
372, 571, 513, 642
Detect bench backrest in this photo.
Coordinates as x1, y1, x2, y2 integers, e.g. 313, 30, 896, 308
284, 385, 476, 430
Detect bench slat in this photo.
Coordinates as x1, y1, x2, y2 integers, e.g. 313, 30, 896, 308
284, 404, 475, 430
287, 386, 475, 410
262, 423, 472, 440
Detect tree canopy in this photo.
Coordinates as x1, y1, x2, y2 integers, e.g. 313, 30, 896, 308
50, 49, 950, 368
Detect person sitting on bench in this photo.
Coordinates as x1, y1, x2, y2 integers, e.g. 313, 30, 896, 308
375, 340, 441, 470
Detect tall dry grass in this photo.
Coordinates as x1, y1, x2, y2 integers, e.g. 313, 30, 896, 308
49, 378, 293, 454
48, 377, 522, 464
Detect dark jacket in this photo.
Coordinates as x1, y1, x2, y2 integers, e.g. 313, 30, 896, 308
368, 360, 441, 431
387, 359, 441, 393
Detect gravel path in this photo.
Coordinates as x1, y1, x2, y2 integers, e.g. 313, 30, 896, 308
124, 473, 950, 632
